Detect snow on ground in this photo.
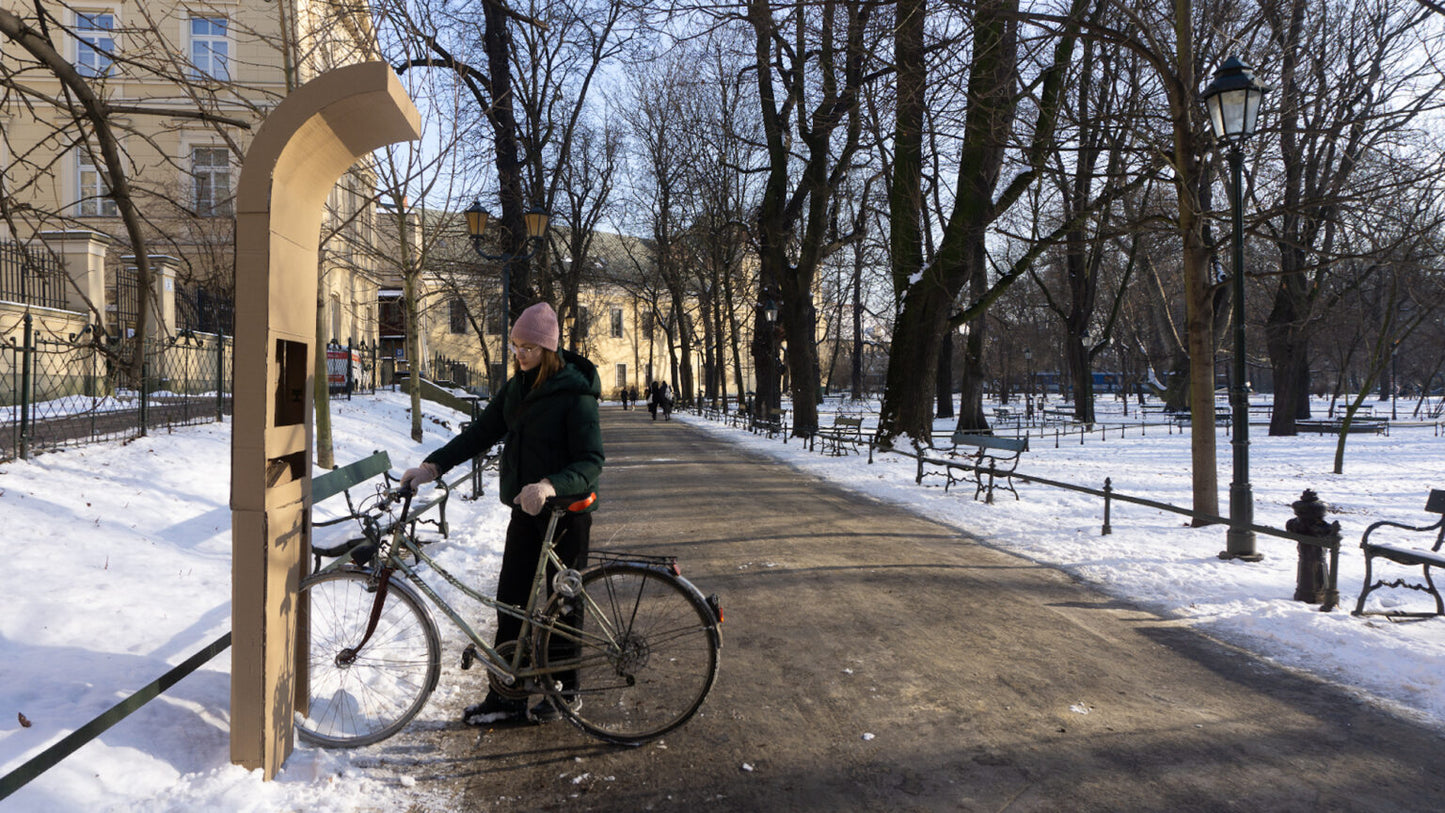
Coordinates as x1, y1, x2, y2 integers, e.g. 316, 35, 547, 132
1, 390, 1443, 811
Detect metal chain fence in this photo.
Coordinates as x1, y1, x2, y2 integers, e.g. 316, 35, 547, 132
2, 313, 233, 461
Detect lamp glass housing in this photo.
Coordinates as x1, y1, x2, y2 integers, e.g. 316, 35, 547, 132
1202, 56, 1270, 142
464, 200, 489, 238
524, 206, 550, 239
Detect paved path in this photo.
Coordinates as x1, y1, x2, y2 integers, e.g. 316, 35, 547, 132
410, 407, 1444, 811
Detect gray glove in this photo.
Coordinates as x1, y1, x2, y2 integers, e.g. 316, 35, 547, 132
514, 479, 556, 515
399, 462, 439, 492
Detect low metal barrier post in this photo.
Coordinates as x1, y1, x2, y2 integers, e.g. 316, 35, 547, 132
19, 312, 33, 460
216, 334, 225, 422
139, 360, 149, 436
1102, 478, 1113, 536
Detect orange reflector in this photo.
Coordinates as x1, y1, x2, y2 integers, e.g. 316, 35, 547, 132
567, 493, 597, 512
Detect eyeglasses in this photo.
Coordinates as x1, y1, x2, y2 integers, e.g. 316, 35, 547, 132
509, 343, 541, 356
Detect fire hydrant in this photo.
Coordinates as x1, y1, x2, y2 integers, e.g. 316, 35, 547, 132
1288, 490, 1338, 605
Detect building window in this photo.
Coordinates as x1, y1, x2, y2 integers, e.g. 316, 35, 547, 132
330, 294, 341, 342
616, 364, 627, 390
192, 147, 231, 216
641, 310, 654, 340
449, 297, 467, 334
577, 305, 589, 338
75, 13, 115, 79
485, 299, 503, 335
76, 151, 116, 217
190, 17, 230, 81
610, 307, 624, 339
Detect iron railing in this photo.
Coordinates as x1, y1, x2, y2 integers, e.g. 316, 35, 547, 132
0, 241, 68, 310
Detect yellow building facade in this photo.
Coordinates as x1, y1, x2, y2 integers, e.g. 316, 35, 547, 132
406, 228, 762, 406
0, 1, 384, 349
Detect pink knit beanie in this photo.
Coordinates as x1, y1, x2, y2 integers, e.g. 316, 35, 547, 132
511, 302, 559, 351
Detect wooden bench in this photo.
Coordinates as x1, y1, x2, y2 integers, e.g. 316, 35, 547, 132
1164, 406, 1232, 427
1296, 418, 1387, 435
1353, 489, 1445, 618
815, 415, 865, 456
312, 449, 393, 504
750, 405, 784, 438
309, 450, 457, 568
1040, 407, 1074, 424
915, 431, 1029, 503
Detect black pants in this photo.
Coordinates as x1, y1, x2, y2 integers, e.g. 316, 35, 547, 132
494, 507, 591, 689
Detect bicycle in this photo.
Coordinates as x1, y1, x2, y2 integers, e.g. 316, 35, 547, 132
296, 481, 723, 748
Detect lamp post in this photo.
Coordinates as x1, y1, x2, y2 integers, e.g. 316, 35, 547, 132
1024, 347, 1033, 395
762, 298, 779, 413
1203, 56, 1270, 562
1391, 340, 1399, 421
464, 200, 549, 363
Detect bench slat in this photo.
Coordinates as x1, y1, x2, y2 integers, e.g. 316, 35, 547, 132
951, 433, 1028, 452
313, 450, 391, 503
1365, 542, 1445, 568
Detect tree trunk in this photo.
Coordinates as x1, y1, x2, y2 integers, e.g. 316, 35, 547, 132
936, 333, 954, 419
1266, 287, 1312, 436
482, 1, 533, 322
314, 288, 334, 470
879, 285, 951, 445
1067, 336, 1095, 424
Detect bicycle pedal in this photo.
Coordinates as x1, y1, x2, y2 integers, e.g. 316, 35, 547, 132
461, 644, 478, 670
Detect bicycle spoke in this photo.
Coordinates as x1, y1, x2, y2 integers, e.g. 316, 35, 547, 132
294, 571, 440, 748
537, 563, 718, 744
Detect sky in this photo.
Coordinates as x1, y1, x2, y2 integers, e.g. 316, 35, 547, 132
2, 389, 1443, 811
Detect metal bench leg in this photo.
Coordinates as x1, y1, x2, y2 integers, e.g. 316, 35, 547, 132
1426, 566, 1445, 616
1354, 553, 1376, 615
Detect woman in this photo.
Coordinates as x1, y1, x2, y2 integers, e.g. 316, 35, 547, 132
400, 302, 604, 725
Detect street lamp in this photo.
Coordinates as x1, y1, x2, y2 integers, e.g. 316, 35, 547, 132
1391, 340, 1399, 420
760, 297, 780, 413
464, 200, 550, 361
1203, 56, 1270, 562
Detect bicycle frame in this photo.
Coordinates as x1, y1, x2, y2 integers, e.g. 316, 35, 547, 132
321, 489, 615, 693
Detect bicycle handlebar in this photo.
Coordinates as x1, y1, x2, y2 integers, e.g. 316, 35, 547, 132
547, 492, 596, 513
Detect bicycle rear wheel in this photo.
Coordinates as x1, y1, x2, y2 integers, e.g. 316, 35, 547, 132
538, 562, 719, 744
295, 569, 441, 747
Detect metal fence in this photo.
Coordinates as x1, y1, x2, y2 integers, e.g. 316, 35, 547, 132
432, 351, 476, 390
1, 313, 233, 461
0, 240, 68, 310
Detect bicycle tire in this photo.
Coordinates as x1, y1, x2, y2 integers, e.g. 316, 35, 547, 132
537, 562, 719, 744
294, 568, 441, 748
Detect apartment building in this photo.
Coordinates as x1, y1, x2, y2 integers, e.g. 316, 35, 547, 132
396, 221, 760, 404
0, 1, 386, 349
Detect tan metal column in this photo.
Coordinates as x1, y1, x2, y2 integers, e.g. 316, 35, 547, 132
229, 63, 419, 778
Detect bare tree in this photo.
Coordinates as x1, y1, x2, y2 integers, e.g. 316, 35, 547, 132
738, 0, 879, 436
0, 4, 263, 375
1258, 0, 1445, 435
877, 0, 1087, 444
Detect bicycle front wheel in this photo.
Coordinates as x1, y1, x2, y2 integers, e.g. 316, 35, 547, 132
295, 569, 441, 748
538, 562, 720, 744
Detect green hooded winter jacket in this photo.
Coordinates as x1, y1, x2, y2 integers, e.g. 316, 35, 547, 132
424, 349, 604, 511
